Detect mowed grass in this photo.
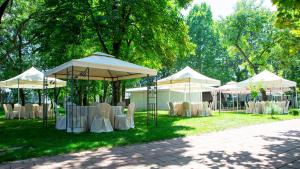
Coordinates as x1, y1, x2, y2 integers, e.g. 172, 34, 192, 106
0, 110, 299, 163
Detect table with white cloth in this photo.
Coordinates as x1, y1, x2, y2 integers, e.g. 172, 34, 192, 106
173, 102, 210, 117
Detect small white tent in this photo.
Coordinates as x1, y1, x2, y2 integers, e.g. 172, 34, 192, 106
0, 67, 66, 89
157, 66, 220, 103
158, 66, 220, 86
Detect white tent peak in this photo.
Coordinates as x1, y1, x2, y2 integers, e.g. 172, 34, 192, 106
93, 52, 115, 58
158, 66, 220, 86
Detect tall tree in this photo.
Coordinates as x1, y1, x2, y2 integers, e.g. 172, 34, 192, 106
181, 3, 232, 83
218, 0, 299, 100
33, 0, 194, 105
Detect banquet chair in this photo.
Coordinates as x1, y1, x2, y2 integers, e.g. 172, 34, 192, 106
283, 101, 290, 114
182, 102, 191, 117
13, 104, 22, 120
203, 102, 211, 116
3, 104, 14, 119
117, 101, 126, 112
245, 102, 250, 113
56, 113, 66, 130
248, 102, 255, 114
197, 102, 204, 116
114, 103, 136, 130
168, 102, 175, 116
90, 103, 113, 133
25, 103, 34, 119
255, 102, 262, 114
191, 103, 198, 116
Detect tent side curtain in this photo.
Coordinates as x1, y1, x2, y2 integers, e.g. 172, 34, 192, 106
45, 53, 157, 81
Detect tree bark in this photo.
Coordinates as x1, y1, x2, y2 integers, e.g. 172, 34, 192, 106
0, 0, 10, 25
121, 81, 126, 101
102, 81, 108, 102
38, 90, 41, 105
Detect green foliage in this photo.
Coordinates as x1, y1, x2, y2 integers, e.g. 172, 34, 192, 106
289, 109, 300, 116
177, 3, 232, 83
272, 0, 300, 37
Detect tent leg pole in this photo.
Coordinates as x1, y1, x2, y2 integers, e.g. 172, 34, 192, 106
17, 78, 20, 120
295, 87, 298, 109
219, 91, 221, 115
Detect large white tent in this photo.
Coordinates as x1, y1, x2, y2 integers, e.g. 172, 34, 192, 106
44, 52, 158, 132
0, 67, 66, 89
45, 52, 157, 80
238, 70, 296, 90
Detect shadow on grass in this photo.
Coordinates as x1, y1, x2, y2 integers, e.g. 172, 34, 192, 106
0, 112, 195, 164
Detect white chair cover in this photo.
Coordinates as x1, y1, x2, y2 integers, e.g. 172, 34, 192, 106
25, 103, 34, 119
3, 104, 14, 119
56, 114, 66, 130
182, 102, 191, 117
168, 102, 175, 116
283, 101, 290, 114
203, 102, 211, 116
114, 103, 135, 130
13, 104, 22, 119
90, 103, 113, 133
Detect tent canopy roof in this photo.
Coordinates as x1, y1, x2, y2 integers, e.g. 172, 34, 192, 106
126, 85, 215, 93
0, 67, 66, 89
157, 66, 220, 86
238, 70, 296, 89
45, 52, 157, 81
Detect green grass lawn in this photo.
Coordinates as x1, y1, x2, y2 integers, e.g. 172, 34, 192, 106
0, 110, 299, 163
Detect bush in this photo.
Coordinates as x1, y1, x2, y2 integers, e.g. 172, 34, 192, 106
289, 109, 299, 116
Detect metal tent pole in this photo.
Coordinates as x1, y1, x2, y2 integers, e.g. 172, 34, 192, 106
219, 91, 221, 115
71, 66, 74, 133
17, 78, 20, 120
295, 87, 298, 108
65, 68, 69, 131
54, 74, 57, 125
146, 74, 149, 127
155, 76, 158, 127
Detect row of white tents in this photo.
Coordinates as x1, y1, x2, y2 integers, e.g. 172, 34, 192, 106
127, 67, 297, 110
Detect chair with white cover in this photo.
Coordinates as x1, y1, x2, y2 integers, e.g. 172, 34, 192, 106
283, 101, 290, 114
3, 104, 14, 119
197, 102, 204, 116
90, 103, 113, 133
13, 104, 22, 119
248, 102, 255, 114
117, 101, 126, 112
191, 103, 198, 116
255, 102, 262, 114
168, 102, 175, 116
114, 103, 135, 130
245, 102, 250, 113
25, 103, 34, 119
56, 114, 66, 130
182, 102, 191, 117
203, 102, 211, 116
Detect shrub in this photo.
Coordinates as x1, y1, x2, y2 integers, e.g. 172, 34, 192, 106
289, 109, 299, 116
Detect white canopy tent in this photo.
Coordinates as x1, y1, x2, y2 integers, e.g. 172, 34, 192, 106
0, 67, 66, 89
238, 70, 296, 90
238, 70, 297, 108
44, 52, 158, 132
215, 81, 248, 112
45, 52, 157, 80
157, 66, 220, 104
0, 67, 66, 103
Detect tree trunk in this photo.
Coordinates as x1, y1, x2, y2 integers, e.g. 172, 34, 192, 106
38, 90, 41, 105
112, 80, 120, 105
121, 81, 126, 101
102, 81, 108, 102
20, 89, 25, 106
0, 0, 10, 25
260, 88, 268, 101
